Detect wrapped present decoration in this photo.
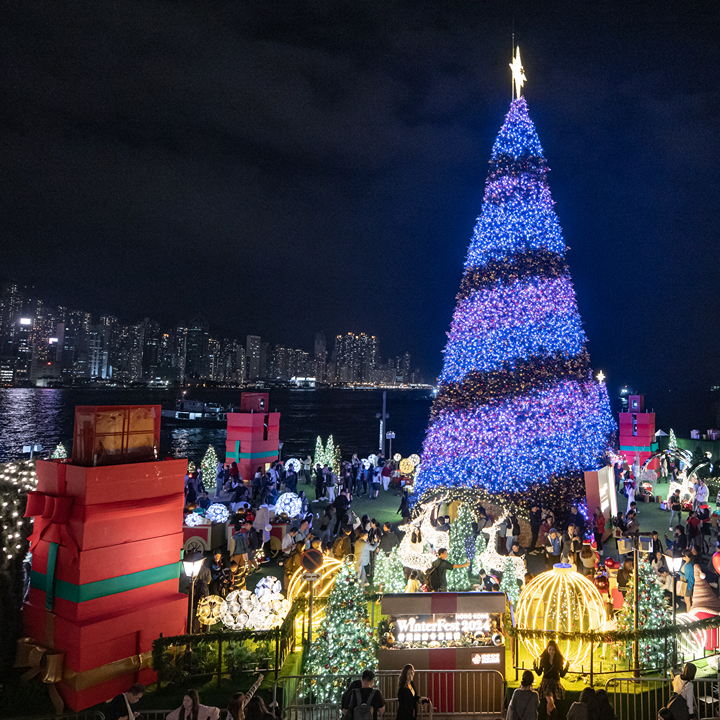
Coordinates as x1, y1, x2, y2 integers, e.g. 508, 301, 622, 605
22, 406, 188, 711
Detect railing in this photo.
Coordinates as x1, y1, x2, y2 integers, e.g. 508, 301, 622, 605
606, 676, 720, 720
276, 670, 504, 719
4, 713, 105, 720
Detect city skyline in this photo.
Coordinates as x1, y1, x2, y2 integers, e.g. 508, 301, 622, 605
0, 280, 425, 387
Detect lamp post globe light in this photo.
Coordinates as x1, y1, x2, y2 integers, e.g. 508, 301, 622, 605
183, 550, 206, 634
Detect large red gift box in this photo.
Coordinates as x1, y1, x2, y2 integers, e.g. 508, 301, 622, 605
36, 458, 186, 503
24, 593, 187, 708
24, 417, 190, 712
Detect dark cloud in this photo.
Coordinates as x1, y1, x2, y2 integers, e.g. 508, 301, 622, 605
1, 0, 720, 429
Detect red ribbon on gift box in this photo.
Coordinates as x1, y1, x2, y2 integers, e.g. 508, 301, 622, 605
25, 492, 79, 559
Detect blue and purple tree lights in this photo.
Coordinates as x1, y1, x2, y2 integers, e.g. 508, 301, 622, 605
416, 97, 615, 513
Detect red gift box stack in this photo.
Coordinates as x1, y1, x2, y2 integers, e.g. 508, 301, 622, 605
23, 406, 188, 711
225, 393, 280, 480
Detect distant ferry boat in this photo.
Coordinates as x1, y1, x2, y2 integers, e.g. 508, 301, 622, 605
161, 399, 227, 426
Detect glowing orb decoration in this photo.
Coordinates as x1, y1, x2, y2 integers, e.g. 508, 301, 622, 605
409, 454, 421, 467
361, 458, 370, 469
255, 576, 282, 597
399, 459, 415, 475
184, 512, 206, 527
515, 563, 605, 670
393, 453, 402, 462
677, 612, 708, 661
288, 556, 344, 628
276, 492, 302, 517
285, 458, 302, 473
221, 588, 289, 630
196, 595, 227, 625
206, 503, 230, 523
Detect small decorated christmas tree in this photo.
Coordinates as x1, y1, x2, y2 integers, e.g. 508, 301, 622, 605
51, 443, 67, 459
306, 560, 377, 699
616, 558, 672, 669
314, 436, 326, 468
499, 557, 521, 607
325, 436, 338, 473
201, 445, 218, 486
374, 547, 406, 593
669, 428, 677, 450
471, 530, 488, 575
447, 504, 473, 591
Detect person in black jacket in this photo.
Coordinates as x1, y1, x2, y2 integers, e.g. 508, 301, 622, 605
104, 684, 145, 720
533, 641, 569, 701
396, 664, 427, 720
529, 504, 542, 554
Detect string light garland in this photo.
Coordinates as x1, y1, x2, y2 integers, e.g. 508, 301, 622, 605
432, 351, 591, 414
414, 97, 615, 513
0, 460, 37, 566
515, 563, 605, 670
457, 249, 569, 301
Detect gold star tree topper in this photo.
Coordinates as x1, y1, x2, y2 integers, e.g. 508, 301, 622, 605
509, 46, 526, 100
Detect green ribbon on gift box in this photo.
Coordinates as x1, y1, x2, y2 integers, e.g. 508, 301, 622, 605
31, 561, 181, 604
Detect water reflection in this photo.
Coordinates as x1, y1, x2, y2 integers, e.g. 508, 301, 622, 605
0, 388, 432, 464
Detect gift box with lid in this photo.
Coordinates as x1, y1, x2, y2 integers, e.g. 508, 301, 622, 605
22, 406, 189, 711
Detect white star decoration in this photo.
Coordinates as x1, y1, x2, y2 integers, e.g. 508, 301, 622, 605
509, 46, 526, 100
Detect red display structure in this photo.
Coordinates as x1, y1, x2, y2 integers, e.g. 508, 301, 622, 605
23, 405, 188, 711
379, 593, 505, 714
618, 394, 658, 470
225, 393, 280, 481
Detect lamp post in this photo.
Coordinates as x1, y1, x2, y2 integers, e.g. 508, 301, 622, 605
665, 550, 683, 668
183, 550, 206, 634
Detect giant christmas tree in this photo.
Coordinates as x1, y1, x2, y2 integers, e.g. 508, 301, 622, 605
416, 82, 615, 512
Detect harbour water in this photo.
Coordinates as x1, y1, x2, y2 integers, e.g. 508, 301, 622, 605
0, 387, 434, 464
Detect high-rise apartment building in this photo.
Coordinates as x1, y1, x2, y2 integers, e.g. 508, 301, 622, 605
185, 315, 210, 380
246, 335, 261, 380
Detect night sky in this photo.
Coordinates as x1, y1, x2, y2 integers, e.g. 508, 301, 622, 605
2, 2, 719, 432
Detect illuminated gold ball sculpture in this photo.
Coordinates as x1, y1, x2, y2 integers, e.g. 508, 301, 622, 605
515, 563, 605, 670
399, 458, 415, 475
196, 595, 227, 625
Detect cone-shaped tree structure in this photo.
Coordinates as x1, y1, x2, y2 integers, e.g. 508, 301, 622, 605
416, 98, 615, 512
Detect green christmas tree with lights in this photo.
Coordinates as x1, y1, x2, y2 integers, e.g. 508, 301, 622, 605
499, 557, 521, 607
325, 436, 339, 473
616, 558, 672, 669
669, 428, 677, 450
306, 561, 377, 699
374, 547, 406, 593
201, 445, 218, 487
51, 443, 67, 459
314, 436, 326, 468
471, 531, 488, 576
447, 504, 473, 591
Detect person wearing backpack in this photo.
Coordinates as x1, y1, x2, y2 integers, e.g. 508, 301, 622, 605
425, 548, 470, 592
506, 670, 539, 720
666, 662, 696, 719
343, 670, 385, 720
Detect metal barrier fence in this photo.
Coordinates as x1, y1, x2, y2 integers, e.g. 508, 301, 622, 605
606, 677, 720, 720
276, 670, 504, 720
5, 713, 105, 720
